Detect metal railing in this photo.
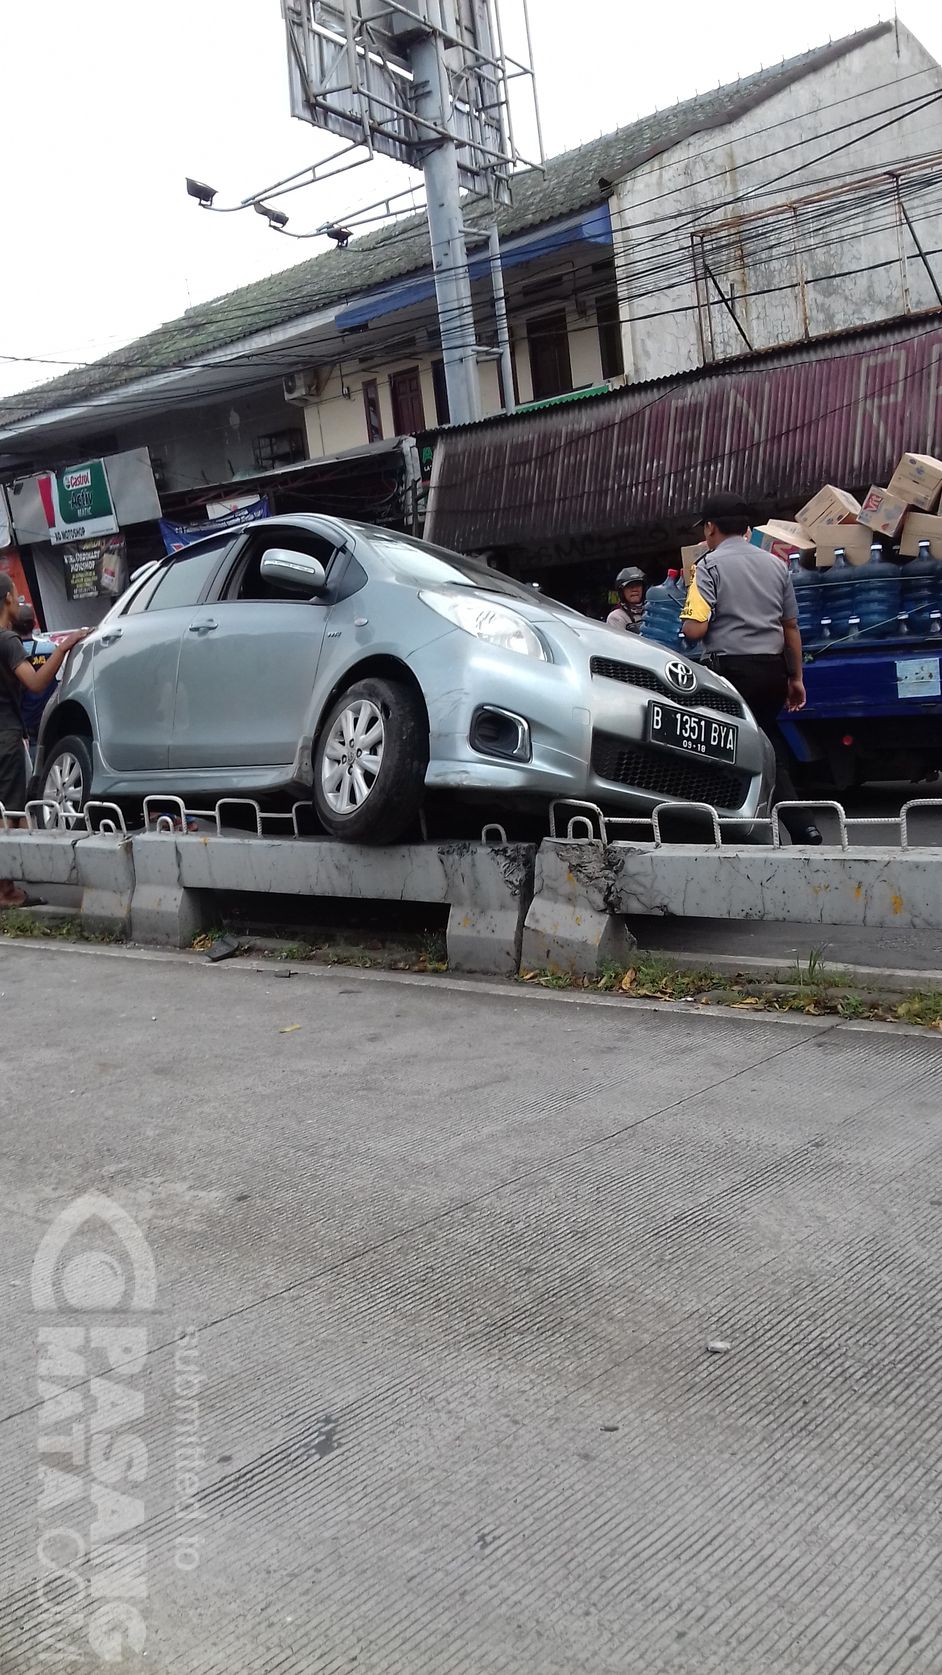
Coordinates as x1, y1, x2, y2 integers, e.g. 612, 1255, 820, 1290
0, 799, 129, 835
4, 794, 942, 854
548, 797, 942, 852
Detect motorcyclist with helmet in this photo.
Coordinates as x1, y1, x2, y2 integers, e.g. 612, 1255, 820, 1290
606, 566, 646, 633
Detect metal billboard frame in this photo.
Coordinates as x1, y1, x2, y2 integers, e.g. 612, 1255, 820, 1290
281, 0, 541, 202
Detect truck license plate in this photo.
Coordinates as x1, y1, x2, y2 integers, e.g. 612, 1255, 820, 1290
647, 702, 738, 763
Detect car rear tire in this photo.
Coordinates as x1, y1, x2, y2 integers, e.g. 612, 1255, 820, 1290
40, 734, 93, 829
313, 677, 428, 844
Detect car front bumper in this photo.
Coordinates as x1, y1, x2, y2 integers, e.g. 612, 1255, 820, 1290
415, 635, 774, 828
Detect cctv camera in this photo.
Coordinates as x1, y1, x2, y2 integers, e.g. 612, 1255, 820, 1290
186, 177, 217, 207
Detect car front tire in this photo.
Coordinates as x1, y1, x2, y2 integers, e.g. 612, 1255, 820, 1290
313, 677, 428, 843
40, 734, 94, 829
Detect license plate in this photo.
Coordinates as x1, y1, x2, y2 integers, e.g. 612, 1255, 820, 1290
646, 701, 738, 763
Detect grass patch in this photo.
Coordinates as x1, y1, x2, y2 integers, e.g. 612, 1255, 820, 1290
0, 908, 123, 944
199, 924, 451, 975
519, 953, 942, 1032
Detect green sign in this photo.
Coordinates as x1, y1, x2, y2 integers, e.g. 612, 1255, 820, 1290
38, 459, 118, 546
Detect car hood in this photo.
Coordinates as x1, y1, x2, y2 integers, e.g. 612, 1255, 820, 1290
484, 592, 736, 695
432, 584, 743, 710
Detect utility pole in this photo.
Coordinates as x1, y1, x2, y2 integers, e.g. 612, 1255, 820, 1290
280, 2, 543, 424
410, 30, 482, 426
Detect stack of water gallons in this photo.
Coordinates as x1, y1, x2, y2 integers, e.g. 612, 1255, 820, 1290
793, 540, 942, 649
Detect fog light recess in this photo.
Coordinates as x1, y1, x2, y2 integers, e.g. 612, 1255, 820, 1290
469, 706, 532, 762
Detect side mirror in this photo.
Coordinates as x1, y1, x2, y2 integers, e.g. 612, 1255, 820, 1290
259, 548, 327, 592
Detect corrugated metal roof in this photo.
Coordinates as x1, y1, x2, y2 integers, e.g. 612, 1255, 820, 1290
426, 311, 942, 549
0, 24, 891, 432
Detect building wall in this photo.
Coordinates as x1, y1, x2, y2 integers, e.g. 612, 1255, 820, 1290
302, 301, 609, 456
117, 386, 306, 493
612, 25, 942, 382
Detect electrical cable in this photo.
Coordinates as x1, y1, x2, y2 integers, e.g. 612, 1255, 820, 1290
4, 65, 941, 404
5, 166, 940, 411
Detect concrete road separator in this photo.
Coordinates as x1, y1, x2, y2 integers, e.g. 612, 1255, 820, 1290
132, 832, 536, 974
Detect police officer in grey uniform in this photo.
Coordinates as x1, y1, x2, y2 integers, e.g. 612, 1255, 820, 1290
680, 493, 821, 845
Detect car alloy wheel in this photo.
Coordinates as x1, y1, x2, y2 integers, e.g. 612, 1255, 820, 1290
320, 697, 386, 815
41, 737, 91, 830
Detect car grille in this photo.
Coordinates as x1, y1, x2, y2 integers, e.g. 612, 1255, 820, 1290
590, 657, 744, 718
591, 732, 751, 810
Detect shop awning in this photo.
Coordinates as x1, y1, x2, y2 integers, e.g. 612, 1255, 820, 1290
425, 313, 942, 552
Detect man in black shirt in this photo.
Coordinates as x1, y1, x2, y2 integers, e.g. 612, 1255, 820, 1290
0, 573, 87, 906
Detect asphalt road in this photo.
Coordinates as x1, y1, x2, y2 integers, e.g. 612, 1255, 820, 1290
2, 945, 942, 1674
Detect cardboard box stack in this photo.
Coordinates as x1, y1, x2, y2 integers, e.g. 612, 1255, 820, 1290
674, 454, 942, 583
814, 525, 874, 568
779, 454, 942, 566
887, 453, 942, 512
899, 512, 942, 560
795, 486, 861, 533
857, 486, 909, 540
749, 520, 815, 561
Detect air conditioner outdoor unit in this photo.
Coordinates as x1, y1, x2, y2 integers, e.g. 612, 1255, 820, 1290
283, 369, 320, 405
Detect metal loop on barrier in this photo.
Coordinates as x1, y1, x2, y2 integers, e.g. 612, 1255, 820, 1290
215, 797, 264, 836
84, 801, 128, 835
23, 798, 75, 833
481, 823, 508, 845
143, 795, 188, 834
772, 800, 848, 849
566, 816, 597, 841
650, 801, 722, 847
899, 797, 942, 850
548, 799, 604, 840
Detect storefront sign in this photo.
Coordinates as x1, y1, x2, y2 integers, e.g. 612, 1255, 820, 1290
37, 459, 119, 546
159, 496, 270, 554
59, 534, 127, 602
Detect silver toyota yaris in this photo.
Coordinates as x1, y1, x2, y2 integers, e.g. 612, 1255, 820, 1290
35, 515, 774, 840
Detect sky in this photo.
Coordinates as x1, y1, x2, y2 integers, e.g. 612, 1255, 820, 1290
2, 0, 940, 400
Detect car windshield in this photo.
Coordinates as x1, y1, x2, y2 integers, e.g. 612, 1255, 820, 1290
361, 526, 577, 612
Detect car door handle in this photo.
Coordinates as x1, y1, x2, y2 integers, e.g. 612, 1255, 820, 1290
98, 628, 123, 646
188, 619, 218, 634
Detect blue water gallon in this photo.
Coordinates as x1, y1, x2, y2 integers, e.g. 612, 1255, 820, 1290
820, 548, 855, 639
790, 552, 824, 646
856, 541, 902, 639
900, 540, 938, 636
639, 569, 685, 649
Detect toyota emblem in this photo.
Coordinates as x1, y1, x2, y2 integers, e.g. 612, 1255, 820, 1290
665, 658, 697, 691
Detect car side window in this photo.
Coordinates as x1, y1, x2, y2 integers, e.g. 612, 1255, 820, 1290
225, 533, 339, 603
124, 539, 234, 615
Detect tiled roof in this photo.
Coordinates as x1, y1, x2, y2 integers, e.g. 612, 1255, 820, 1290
0, 22, 891, 430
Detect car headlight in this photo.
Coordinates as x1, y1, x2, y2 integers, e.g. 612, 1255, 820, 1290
419, 590, 547, 660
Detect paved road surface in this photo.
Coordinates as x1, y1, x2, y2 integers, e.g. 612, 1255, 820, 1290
2, 945, 941, 1674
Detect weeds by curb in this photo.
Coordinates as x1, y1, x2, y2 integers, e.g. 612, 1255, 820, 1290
518, 952, 942, 1030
